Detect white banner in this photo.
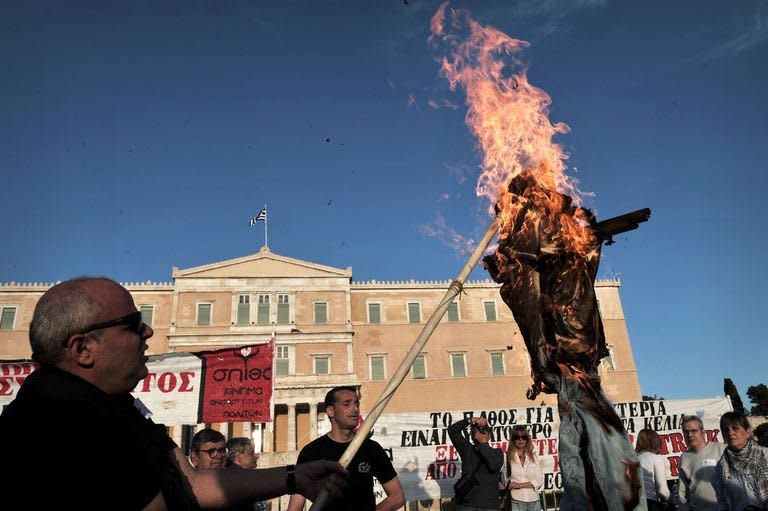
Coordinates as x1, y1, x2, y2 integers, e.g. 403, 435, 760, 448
368, 397, 731, 501
132, 352, 204, 425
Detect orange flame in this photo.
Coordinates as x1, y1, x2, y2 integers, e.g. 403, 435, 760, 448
430, 2, 597, 257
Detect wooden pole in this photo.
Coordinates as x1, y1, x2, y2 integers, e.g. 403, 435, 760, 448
309, 216, 499, 511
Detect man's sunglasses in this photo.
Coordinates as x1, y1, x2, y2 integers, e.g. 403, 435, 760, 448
471, 424, 491, 434
80, 311, 145, 336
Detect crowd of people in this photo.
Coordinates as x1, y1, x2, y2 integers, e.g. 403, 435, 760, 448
630, 412, 768, 511
186, 428, 268, 511
445, 411, 766, 511
0, 276, 766, 511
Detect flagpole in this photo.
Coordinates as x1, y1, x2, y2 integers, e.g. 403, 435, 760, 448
264, 204, 268, 249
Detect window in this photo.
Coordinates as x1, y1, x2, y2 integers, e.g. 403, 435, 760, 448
257, 294, 270, 325
314, 302, 328, 324
484, 301, 497, 321
237, 295, 250, 325
447, 301, 459, 322
0, 306, 16, 330
367, 303, 381, 324
407, 302, 421, 323
314, 355, 330, 375
139, 305, 154, 327
277, 294, 290, 325
450, 353, 466, 377
490, 351, 505, 376
412, 353, 426, 379
369, 355, 385, 381
275, 345, 289, 376
197, 303, 212, 326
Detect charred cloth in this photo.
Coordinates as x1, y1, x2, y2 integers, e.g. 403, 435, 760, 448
483, 169, 651, 511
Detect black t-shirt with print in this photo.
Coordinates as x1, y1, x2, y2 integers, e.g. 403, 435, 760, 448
296, 434, 397, 511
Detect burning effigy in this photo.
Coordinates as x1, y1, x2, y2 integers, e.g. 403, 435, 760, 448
430, 4, 650, 510
482, 168, 649, 511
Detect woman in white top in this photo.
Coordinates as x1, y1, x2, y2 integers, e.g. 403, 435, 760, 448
500, 425, 543, 511
635, 428, 670, 511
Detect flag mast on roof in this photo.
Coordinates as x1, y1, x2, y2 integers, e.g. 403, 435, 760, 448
249, 205, 268, 249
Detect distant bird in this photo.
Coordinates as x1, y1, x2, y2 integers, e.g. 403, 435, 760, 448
404, 0, 408, 4
327, 200, 333, 206
326, 137, 330, 143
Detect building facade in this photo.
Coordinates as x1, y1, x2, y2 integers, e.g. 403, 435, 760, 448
0, 246, 642, 467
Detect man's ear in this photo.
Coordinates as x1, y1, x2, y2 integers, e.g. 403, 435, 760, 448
325, 404, 335, 419
64, 333, 96, 367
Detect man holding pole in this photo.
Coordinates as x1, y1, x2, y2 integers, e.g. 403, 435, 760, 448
288, 386, 405, 511
0, 276, 348, 510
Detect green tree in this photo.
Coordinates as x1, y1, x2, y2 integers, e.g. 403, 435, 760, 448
747, 384, 768, 416
754, 423, 768, 447
724, 378, 746, 415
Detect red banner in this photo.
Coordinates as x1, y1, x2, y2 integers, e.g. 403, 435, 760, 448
198, 342, 274, 423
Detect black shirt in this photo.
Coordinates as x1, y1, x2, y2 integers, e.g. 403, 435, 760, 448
0, 365, 196, 510
296, 434, 397, 511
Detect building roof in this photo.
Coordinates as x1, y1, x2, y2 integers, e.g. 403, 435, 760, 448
172, 246, 353, 279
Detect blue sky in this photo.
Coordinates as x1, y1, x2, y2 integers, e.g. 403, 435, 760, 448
2, 1, 766, 404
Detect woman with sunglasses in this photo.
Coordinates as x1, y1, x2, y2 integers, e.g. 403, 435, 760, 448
500, 425, 543, 511
448, 416, 504, 511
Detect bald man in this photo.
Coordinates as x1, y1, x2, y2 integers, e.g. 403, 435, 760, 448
0, 277, 346, 510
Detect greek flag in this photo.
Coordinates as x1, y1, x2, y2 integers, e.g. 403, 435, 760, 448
249, 208, 267, 227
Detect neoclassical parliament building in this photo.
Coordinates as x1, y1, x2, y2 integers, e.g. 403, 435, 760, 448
0, 246, 642, 466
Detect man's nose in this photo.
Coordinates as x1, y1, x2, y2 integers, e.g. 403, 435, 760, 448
142, 323, 154, 340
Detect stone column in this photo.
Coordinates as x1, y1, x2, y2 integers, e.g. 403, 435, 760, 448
250, 423, 263, 453
287, 403, 297, 452
264, 421, 273, 453
309, 402, 318, 441
170, 425, 183, 446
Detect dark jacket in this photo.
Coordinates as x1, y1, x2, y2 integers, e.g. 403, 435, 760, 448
448, 418, 504, 509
